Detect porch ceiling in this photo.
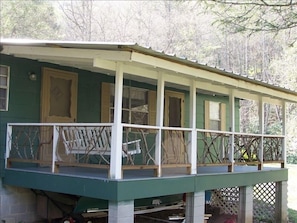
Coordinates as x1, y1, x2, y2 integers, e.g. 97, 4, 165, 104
1, 39, 297, 103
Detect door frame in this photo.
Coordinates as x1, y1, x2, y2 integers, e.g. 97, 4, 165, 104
164, 90, 185, 127
40, 67, 78, 162
163, 90, 185, 164
41, 67, 78, 123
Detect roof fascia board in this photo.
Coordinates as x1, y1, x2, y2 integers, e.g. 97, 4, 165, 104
95, 50, 132, 61
123, 63, 158, 80
93, 58, 159, 79
93, 58, 116, 71
236, 79, 297, 103
233, 90, 282, 105
2, 45, 99, 59
2, 45, 132, 61
196, 81, 229, 95
15, 54, 93, 66
163, 73, 191, 87
261, 96, 282, 106
130, 51, 297, 103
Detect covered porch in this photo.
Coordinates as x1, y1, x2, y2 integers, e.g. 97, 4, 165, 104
1, 40, 296, 222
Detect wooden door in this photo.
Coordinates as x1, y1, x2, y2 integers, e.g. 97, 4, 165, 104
163, 91, 185, 164
40, 67, 78, 162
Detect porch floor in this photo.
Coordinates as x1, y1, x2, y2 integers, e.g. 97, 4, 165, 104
6, 164, 281, 180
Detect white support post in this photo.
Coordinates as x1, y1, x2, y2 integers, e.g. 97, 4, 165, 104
185, 192, 205, 223
238, 186, 253, 223
155, 73, 165, 177
108, 200, 134, 223
229, 90, 235, 172
110, 62, 124, 179
52, 125, 59, 173
275, 181, 288, 223
258, 97, 264, 170
5, 124, 12, 168
281, 101, 287, 168
189, 81, 197, 174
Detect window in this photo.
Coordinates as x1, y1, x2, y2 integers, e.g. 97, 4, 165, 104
0, 65, 9, 111
109, 84, 149, 125
209, 101, 221, 130
205, 100, 226, 131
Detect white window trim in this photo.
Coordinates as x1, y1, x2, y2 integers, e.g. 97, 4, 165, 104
0, 65, 10, 111
205, 100, 226, 131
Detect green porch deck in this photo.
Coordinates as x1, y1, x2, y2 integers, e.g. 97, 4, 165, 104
3, 165, 287, 202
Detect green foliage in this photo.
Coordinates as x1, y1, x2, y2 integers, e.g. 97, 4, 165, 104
287, 151, 297, 164
0, 0, 61, 39
205, 0, 297, 44
289, 208, 297, 223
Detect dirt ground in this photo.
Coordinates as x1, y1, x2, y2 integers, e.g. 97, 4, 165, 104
78, 207, 233, 223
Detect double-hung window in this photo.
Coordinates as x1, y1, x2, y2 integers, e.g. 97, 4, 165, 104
205, 100, 226, 131
110, 84, 149, 125
101, 82, 155, 125
0, 65, 10, 111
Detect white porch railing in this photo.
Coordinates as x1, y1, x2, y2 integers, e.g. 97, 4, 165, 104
6, 123, 285, 177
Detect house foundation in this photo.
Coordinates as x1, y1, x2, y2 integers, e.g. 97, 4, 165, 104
0, 179, 40, 223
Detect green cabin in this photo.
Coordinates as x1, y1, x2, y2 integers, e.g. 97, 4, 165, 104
0, 40, 296, 223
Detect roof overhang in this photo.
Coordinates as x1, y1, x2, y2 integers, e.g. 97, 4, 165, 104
1, 39, 297, 104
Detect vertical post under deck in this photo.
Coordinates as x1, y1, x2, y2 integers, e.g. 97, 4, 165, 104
185, 192, 205, 223
108, 200, 134, 223
275, 181, 288, 222
238, 186, 253, 223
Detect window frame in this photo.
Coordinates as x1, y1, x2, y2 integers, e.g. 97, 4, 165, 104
0, 65, 10, 111
101, 82, 155, 126
110, 84, 149, 125
205, 100, 226, 131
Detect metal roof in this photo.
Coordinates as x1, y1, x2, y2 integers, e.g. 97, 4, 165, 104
1, 39, 297, 99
